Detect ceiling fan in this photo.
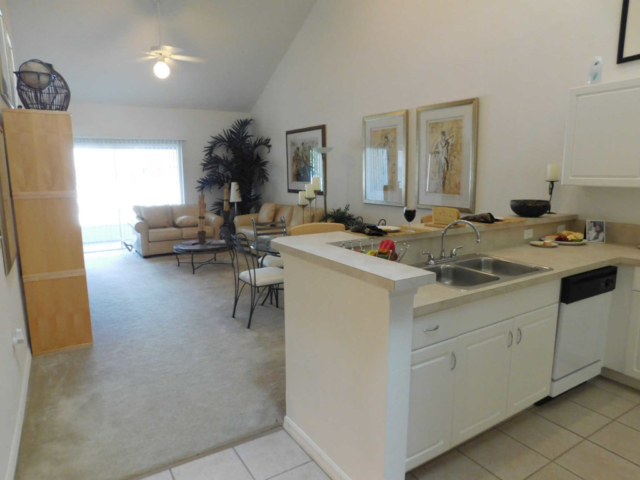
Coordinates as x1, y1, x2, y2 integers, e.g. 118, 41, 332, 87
139, 0, 207, 79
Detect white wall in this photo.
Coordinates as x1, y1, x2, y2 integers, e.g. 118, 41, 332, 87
0, 2, 32, 479
69, 103, 249, 207
251, 0, 640, 225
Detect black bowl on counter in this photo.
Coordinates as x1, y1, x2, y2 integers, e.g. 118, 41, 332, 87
510, 200, 550, 218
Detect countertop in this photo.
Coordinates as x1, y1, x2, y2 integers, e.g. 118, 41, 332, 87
413, 242, 640, 317
273, 214, 576, 294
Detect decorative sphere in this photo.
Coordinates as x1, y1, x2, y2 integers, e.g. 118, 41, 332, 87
19, 61, 52, 89
153, 60, 170, 79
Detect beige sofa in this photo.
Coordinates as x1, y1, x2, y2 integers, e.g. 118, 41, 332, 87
234, 203, 325, 240
131, 204, 223, 257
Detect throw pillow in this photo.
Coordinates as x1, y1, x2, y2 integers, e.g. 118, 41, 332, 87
141, 205, 172, 228
175, 215, 199, 228
258, 203, 277, 222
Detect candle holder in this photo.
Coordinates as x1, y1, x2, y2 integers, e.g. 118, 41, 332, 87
547, 180, 556, 214
299, 203, 308, 224
305, 196, 315, 222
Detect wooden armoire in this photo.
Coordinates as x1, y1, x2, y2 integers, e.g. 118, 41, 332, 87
3, 108, 92, 355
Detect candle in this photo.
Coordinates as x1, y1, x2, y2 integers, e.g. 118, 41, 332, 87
546, 164, 561, 182
311, 176, 321, 191
305, 183, 316, 198
298, 191, 308, 205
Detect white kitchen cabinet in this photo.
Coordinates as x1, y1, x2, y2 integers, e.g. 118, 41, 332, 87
624, 291, 640, 380
406, 338, 456, 471
451, 319, 513, 446
507, 305, 558, 416
562, 78, 640, 187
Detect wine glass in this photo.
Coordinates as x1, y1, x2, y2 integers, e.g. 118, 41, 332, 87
404, 206, 417, 227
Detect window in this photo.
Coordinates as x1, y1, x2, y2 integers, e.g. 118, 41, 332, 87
73, 138, 184, 252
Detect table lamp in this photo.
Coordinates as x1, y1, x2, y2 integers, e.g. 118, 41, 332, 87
230, 182, 242, 217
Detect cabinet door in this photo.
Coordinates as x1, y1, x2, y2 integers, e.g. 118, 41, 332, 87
507, 305, 558, 416
451, 319, 513, 446
624, 292, 640, 380
406, 338, 456, 471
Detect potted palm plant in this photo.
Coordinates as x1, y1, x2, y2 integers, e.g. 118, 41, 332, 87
197, 119, 272, 216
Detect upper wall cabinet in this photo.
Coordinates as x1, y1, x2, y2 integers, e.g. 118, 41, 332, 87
562, 78, 640, 187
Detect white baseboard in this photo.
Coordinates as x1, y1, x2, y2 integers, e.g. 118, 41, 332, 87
5, 350, 31, 480
283, 416, 352, 480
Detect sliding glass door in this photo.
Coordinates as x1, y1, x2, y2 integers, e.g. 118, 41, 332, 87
73, 138, 184, 252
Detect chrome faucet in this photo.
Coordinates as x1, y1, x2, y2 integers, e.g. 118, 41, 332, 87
424, 220, 481, 265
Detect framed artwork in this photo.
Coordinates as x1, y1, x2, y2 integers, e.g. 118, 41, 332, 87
416, 98, 478, 213
0, 11, 13, 108
586, 220, 606, 243
0, 126, 17, 274
618, 0, 640, 63
286, 125, 326, 194
362, 110, 408, 206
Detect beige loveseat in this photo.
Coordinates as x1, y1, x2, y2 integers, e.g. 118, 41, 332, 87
234, 203, 325, 240
131, 204, 223, 257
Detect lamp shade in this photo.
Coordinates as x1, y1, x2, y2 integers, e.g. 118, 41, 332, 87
230, 182, 242, 202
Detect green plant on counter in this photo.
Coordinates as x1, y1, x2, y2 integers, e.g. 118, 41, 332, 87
320, 204, 360, 229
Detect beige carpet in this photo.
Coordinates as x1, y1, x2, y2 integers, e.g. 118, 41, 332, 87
16, 250, 285, 480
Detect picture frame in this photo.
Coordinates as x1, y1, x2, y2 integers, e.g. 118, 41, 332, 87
416, 98, 479, 213
286, 125, 326, 195
586, 220, 606, 243
618, 0, 640, 64
0, 126, 17, 274
362, 109, 408, 207
0, 10, 13, 108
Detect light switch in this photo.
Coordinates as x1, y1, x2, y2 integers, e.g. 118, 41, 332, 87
556, 224, 566, 233
524, 229, 533, 239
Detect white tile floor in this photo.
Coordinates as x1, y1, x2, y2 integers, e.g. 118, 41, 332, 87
143, 376, 640, 480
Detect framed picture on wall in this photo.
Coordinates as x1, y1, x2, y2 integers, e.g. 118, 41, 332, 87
362, 110, 408, 207
416, 98, 478, 213
0, 11, 13, 108
286, 125, 326, 194
0, 126, 17, 274
618, 0, 640, 63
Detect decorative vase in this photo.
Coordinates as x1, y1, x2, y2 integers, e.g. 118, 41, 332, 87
197, 231, 206, 245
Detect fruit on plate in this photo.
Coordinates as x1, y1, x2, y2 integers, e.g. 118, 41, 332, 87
544, 231, 584, 243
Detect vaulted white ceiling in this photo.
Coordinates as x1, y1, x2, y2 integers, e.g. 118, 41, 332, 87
5, 0, 316, 111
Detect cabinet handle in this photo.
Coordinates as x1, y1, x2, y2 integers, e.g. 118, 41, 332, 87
424, 325, 440, 333
508, 331, 513, 348
516, 328, 522, 344
451, 352, 457, 371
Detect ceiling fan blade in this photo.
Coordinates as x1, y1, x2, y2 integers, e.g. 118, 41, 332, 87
150, 45, 184, 55
135, 55, 156, 62
171, 54, 207, 63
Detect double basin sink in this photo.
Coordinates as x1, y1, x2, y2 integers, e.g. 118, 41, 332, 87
421, 254, 552, 290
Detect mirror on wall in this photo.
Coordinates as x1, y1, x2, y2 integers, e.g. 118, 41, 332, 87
0, 125, 17, 274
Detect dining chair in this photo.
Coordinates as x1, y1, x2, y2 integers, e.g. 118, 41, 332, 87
252, 216, 286, 268
229, 232, 284, 329
289, 223, 346, 236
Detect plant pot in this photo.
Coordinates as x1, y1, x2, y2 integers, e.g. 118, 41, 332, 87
197, 231, 206, 244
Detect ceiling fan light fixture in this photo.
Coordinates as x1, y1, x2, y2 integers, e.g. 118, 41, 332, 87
153, 59, 170, 79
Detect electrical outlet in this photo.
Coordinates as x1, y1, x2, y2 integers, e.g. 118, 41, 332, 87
557, 224, 566, 233
524, 229, 533, 239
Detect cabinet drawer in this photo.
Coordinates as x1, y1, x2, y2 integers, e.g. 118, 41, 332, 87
412, 280, 560, 350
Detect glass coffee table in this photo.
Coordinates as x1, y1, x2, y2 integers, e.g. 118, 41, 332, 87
173, 239, 233, 274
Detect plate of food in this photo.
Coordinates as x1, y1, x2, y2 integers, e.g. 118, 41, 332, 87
530, 240, 558, 248
380, 226, 402, 233
541, 231, 586, 246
